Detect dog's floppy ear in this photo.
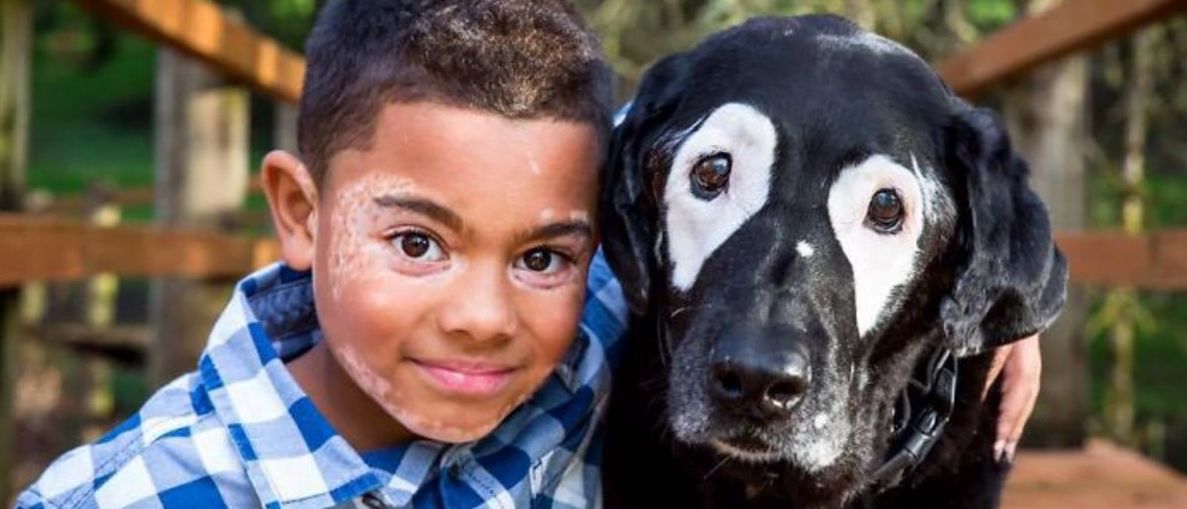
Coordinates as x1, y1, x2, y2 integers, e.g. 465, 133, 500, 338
940, 107, 1068, 355
602, 54, 689, 315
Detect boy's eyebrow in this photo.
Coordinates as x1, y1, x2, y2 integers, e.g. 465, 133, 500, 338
516, 220, 593, 246
373, 195, 465, 232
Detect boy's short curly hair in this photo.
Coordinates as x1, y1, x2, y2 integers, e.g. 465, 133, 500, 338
298, 0, 613, 185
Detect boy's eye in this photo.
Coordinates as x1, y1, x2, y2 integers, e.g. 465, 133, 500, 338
393, 232, 446, 262
518, 249, 566, 274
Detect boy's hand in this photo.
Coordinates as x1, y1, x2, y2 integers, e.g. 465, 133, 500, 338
982, 334, 1041, 463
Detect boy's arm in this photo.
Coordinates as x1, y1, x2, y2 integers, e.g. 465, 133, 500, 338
984, 334, 1042, 462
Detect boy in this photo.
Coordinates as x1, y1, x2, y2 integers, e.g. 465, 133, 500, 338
17, 1, 623, 507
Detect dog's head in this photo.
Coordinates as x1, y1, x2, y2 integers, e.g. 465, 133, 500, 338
603, 15, 1067, 499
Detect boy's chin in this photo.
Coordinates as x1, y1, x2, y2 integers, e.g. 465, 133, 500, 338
385, 398, 522, 444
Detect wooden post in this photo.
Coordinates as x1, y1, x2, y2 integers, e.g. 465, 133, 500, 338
1003, 0, 1090, 449
0, 0, 31, 502
148, 48, 250, 387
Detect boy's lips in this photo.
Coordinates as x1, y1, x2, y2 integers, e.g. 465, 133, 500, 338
410, 359, 517, 397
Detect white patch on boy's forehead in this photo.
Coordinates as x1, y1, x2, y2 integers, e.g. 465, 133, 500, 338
567, 210, 590, 223
539, 208, 590, 224
527, 154, 542, 175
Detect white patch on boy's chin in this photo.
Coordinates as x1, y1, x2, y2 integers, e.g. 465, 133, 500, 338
664, 103, 776, 291
827, 154, 930, 337
332, 343, 505, 444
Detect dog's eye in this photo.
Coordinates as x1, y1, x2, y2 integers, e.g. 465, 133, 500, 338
866, 189, 903, 233
690, 153, 731, 199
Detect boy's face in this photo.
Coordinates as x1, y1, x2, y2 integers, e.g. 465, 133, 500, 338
278, 102, 600, 443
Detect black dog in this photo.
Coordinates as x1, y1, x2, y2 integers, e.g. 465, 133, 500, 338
600, 15, 1067, 509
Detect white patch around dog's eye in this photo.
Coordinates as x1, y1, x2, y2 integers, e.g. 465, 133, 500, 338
665, 103, 777, 291
828, 154, 928, 336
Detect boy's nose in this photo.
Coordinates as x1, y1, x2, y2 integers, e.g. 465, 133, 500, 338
436, 262, 518, 342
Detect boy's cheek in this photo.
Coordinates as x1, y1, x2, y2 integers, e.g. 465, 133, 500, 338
322, 199, 390, 299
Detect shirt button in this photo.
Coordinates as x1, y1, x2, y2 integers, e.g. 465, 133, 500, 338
361, 493, 387, 509
448, 461, 464, 479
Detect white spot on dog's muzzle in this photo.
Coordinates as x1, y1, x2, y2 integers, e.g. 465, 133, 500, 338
796, 241, 815, 258
664, 103, 777, 291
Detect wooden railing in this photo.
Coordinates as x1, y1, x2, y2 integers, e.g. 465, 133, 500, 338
936, 0, 1187, 97
71, 0, 304, 103
0, 214, 278, 286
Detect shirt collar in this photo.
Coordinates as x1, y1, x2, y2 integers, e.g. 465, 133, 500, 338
198, 263, 386, 509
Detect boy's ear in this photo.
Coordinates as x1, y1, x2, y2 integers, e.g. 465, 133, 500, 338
262, 150, 319, 271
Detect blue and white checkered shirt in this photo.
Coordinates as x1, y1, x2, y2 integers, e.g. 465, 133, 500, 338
16, 251, 627, 509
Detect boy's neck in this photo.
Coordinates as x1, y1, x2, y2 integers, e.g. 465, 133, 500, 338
288, 341, 417, 452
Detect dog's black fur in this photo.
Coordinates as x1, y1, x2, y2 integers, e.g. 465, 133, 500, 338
600, 16, 1068, 509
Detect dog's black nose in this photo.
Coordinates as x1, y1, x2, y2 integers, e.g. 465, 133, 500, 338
710, 341, 810, 420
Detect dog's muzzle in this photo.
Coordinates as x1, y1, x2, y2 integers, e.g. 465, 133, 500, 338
708, 326, 812, 424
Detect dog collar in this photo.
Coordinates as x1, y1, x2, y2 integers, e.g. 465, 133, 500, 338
870, 347, 958, 491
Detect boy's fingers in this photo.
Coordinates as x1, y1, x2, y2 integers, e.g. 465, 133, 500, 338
982, 343, 1012, 400
994, 335, 1042, 463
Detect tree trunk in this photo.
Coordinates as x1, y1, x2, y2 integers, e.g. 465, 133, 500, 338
0, 0, 31, 503
1002, 0, 1091, 449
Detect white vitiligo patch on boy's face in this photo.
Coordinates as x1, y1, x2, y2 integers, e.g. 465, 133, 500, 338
664, 103, 777, 291
310, 102, 597, 447
528, 153, 542, 175
323, 172, 420, 300
333, 343, 527, 443
827, 154, 930, 336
